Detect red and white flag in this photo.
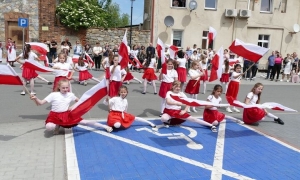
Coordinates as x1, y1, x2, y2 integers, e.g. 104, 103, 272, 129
209, 47, 224, 82
229, 39, 269, 63
0, 64, 23, 85
228, 98, 297, 112
166, 44, 178, 60
170, 94, 229, 107
118, 30, 130, 69
208, 27, 217, 45
156, 38, 164, 59
84, 53, 95, 67
39, 54, 49, 67
23, 59, 54, 72
70, 79, 108, 118
157, 38, 167, 74
26, 42, 48, 55
229, 58, 240, 66
72, 55, 80, 63
133, 57, 143, 68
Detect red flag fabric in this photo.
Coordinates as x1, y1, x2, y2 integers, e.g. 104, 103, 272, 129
0, 64, 23, 85
23, 59, 54, 72
209, 47, 224, 82
70, 79, 108, 118
170, 94, 229, 107
118, 30, 130, 69
208, 27, 217, 45
84, 53, 95, 67
229, 58, 240, 66
156, 38, 164, 58
26, 42, 48, 55
165, 44, 178, 60
229, 39, 269, 63
133, 57, 143, 68
227, 97, 297, 112
39, 55, 49, 67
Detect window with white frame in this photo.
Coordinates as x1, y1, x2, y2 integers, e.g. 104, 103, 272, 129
260, 0, 273, 12
171, 0, 186, 8
173, 30, 183, 47
201, 31, 209, 50
258, 35, 270, 48
205, 0, 217, 9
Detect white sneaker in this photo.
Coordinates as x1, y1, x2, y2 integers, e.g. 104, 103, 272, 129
287, 80, 289, 82
280, 79, 283, 82
84, 81, 87, 86
236, 119, 244, 124
226, 107, 233, 113
30, 92, 36, 95
53, 125, 60, 135
20, 91, 25, 95
233, 107, 240, 113
103, 99, 108, 106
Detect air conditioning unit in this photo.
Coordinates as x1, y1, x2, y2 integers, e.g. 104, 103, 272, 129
239, 9, 251, 18
225, 9, 237, 17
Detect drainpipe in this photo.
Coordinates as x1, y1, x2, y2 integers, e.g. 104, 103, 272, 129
150, 0, 155, 43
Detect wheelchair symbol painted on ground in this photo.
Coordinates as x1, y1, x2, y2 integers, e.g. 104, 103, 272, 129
136, 123, 204, 150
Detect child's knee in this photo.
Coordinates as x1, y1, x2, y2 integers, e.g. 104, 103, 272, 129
113, 122, 121, 128
45, 123, 56, 131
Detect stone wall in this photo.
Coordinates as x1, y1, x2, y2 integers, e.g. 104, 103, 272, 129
86, 28, 151, 47
0, 0, 39, 42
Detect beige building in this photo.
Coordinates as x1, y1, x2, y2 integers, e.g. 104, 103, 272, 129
143, 0, 300, 69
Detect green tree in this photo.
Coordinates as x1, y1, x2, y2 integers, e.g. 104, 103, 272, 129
56, 0, 107, 30
105, 3, 130, 28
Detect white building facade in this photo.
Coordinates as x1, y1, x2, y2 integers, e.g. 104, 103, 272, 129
144, 0, 300, 69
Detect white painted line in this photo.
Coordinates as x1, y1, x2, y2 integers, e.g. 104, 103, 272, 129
65, 128, 81, 180
243, 125, 300, 153
78, 125, 254, 180
211, 120, 227, 180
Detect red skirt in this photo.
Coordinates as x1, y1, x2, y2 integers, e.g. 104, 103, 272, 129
109, 80, 122, 97
53, 76, 68, 91
159, 82, 172, 98
220, 73, 230, 83
243, 108, 266, 124
107, 111, 135, 128
124, 72, 134, 81
45, 111, 82, 128
200, 69, 208, 81
22, 66, 38, 80
185, 79, 200, 94
79, 70, 93, 81
176, 67, 187, 82
105, 67, 110, 79
142, 68, 157, 81
203, 109, 225, 124
163, 108, 190, 119
225, 81, 239, 100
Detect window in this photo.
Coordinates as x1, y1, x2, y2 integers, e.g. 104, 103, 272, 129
281, 0, 287, 13
173, 30, 183, 47
171, 0, 186, 8
205, 0, 217, 9
258, 35, 270, 48
260, 0, 273, 12
201, 31, 208, 50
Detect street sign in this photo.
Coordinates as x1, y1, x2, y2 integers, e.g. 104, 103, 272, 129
18, 18, 28, 28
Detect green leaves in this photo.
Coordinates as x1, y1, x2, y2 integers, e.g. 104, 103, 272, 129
56, 0, 107, 30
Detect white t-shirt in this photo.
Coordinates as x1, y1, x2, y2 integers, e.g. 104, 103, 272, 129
246, 92, 258, 105
103, 57, 110, 68
93, 46, 103, 55
44, 92, 77, 112
207, 95, 222, 110
230, 71, 241, 82
148, 58, 156, 69
162, 69, 178, 83
53, 62, 72, 77
176, 58, 187, 68
19, 52, 37, 61
130, 50, 139, 57
109, 96, 128, 112
190, 54, 199, 61
75, 63, 88, 71
165, 91, 187, 110
200, 60, 208, 69
61, 45, 69, 51
188, 69, 202, 80
109, 65, 127, 81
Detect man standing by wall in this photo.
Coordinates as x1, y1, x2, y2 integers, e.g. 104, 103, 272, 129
266, 51, 275, 80
49, 38, 57, 64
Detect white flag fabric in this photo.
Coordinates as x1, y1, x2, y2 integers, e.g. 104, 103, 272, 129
170, 94, 229, 107
0, 64, 23, 85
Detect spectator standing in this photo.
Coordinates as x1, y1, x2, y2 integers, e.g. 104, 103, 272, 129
93, 42, 103, 71
6, 38, 17, 67
266, 51, 275, 79
271, 53, 283, 82
185, 46, 193, 70
61, 38, 72, 52
73, 40, 83, 55
146, 43, 155, 56
112, 45, 119, 55
137, 46, 146, 73
243, 58, 252, 80
292, 52, 299, 69
49, 38, 58, 63
84, 44, 93, 62
0, 41, 3, 63
281, 54, 292, 82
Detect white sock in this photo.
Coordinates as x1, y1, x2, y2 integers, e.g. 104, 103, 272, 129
152, 81, 157, 93
161, 98, 166, 113
91, 77, 101, 82
266, 112, 278, 119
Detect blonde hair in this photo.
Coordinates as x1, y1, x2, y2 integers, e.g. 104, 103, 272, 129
54, 79, 69, 92
171, 80, 181, 92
